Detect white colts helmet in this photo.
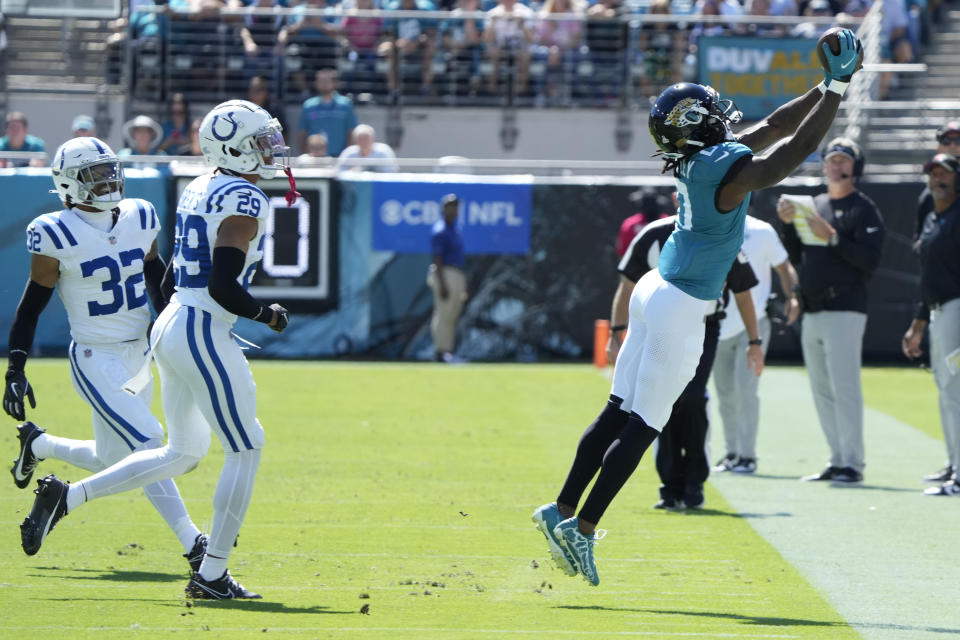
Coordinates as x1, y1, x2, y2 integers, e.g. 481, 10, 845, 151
50, 137, 124, 211
198, 100, 289, 178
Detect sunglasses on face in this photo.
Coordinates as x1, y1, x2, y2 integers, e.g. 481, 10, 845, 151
939, 136, 960, 145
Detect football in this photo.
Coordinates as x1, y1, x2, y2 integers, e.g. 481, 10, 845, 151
817, 27, 864, 74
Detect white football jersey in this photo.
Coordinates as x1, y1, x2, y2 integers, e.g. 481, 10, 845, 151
170, 172, 267, 324
720, 215, 790, 340
26, 199, 160, 345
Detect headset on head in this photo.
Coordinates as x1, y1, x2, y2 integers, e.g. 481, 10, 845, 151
821, 137, 865, 178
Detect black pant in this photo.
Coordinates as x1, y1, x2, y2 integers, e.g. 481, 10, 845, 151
655, 319, 719, 501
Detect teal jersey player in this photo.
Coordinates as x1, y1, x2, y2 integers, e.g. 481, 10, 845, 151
533, 22, 864, 587
659, 140, 753, 300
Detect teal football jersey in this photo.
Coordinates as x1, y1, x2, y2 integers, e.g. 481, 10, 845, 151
657, 141, 753, 301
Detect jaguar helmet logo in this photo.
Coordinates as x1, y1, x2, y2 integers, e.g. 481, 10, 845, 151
665, 98, 708, 128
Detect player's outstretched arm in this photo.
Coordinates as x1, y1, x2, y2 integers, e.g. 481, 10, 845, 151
736, 88, 823, 154
209, 216, 290, 333
4, 254, 58, 419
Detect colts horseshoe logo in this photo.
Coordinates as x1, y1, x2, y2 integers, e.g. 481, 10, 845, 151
211, 112, 239, 141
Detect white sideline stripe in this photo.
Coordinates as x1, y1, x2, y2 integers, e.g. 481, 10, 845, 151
0, 625, 801, 637
708, 368, 960, 640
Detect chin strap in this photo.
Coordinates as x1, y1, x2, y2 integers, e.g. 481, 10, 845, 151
283, 167, 301, 206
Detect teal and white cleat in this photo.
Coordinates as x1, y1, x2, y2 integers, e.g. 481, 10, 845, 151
531, 502, 576, 576
554, 517, 606, 586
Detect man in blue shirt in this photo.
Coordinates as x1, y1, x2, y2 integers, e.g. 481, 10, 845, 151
533, 28, 863, 587
296, 68, 358, 156
427, 194, 466, 363
0, 112, 46, 167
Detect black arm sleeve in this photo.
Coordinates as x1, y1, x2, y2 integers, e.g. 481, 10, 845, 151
144, 254, 168, 316
208, 246, 269, 322
7, 280, 55, 370
160, 257, 176, 307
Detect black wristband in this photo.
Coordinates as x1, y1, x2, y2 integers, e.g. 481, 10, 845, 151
748, 338, 763, 346
252, 305, 273, 325
610, 324, 627, 333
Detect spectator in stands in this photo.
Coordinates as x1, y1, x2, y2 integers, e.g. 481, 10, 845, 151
790, 0, 834, 39
336, 124, 399, 172
118, 114, 166, 168
380, 0, 439, 95
441, 0, 484, 96
534, 0, 584, 103
746, 0, 789, 37
639, 0, 687, 94
180, 118, 204, 156
0, 112, 46, 168
297, 67, 358, 156
879, 0, 915, 99
247, 75, 288, 138
586, 0, 628, 104
340, 0, 385, 77
239, 0, 285, 89
298, 132, 332, 165
71, 114, 97, 138
279, 0, 342, 99
158, 92, 191, 153
484, 0, 536, 96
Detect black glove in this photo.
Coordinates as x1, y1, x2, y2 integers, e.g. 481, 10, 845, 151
267, 303, 289, 334
4, 368, 36, 420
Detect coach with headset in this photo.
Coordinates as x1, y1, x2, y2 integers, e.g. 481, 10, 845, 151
902, 153, 960, 497
775, 137, 885, 485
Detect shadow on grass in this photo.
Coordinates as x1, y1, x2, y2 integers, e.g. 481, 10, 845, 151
175, 600, 355, 615
30, 567, 185, 583
555, 605, 844, 627
556, 606, 960, 635
666, 508, 794, 519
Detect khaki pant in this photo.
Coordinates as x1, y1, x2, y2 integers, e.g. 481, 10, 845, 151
427, 265, 467, 354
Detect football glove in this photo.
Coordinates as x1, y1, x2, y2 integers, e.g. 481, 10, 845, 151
267, 304, 289, 334
4, 368, 36, 420
821, 29, 863, 83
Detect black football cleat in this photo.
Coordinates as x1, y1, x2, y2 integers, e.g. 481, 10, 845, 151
10, 422, 45, 489
184, 533, 208, 574
20, 474, 69, 555
186, 570, 262, 600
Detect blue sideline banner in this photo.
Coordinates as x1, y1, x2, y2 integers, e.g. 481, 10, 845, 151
697, 36, 821, 120
370, 179, 532, 254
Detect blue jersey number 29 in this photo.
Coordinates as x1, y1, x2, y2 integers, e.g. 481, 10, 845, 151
173, 213, 211, 288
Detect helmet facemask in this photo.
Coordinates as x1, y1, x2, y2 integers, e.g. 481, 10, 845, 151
59, 158, 124, 211
251, 119, 289, 178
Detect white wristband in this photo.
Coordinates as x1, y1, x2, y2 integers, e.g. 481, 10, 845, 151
827, 80, 848, 96
815, 81, 827, 95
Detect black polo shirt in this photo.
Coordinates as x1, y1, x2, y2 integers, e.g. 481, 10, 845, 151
917, 197, 960, 317
779, 190, 885, 314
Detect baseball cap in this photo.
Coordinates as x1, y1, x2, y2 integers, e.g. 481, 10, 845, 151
823, 144, 856, 163
72, 114, 95, 132
441, 193, 460, 205
923, 153, 959, 174
936, 121, 960, 143
809, 0, 831, 13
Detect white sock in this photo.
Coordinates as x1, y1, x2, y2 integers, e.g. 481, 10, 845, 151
142, 479, 202, 552
79, 445, 201, 502
198, 554, 228, 582
199, 449, 261, 581
31, 434, 105, 473
66, 483, 87, 512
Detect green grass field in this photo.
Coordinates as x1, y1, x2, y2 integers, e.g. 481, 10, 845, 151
0, 362, 944, 639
